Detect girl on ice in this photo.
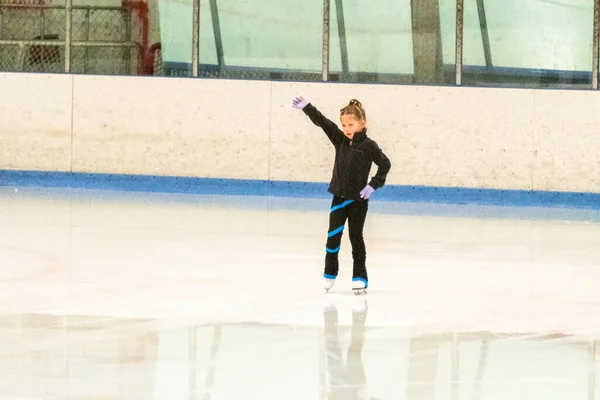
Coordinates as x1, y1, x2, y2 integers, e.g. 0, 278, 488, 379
292, 96, 391, 294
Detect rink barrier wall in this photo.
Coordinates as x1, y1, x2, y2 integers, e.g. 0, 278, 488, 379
2, 72, 600, 203
2, 170, 600, 210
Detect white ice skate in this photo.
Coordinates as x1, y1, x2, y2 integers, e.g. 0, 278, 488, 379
352, 278, 368, 295
324, 275, 336, 292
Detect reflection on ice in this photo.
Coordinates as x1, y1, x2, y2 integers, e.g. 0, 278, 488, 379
1, 187, 600, 399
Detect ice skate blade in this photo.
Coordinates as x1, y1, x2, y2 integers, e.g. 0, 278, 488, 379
352, 289, 367, 295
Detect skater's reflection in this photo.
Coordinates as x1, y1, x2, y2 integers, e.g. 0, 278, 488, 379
323, 301, 378, 400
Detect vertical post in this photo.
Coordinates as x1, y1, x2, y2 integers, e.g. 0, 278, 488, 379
593, 0, 600, 89
192, 0, 200, 77
334, 0, 348, 79
41, 8, 46, 38
455, 0, 464, 85
411, 0, 444, 84
475, 0, 492, 68
84, 9, 90, 73
64, 0, 72, 73
124, 8, 132, 74
209, 0, 224, 71
322, 0, 330, 82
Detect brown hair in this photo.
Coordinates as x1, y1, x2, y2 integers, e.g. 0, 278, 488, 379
340, 99, 366, 122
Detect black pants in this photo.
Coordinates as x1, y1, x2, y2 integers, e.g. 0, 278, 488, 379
324, 196, 369, 283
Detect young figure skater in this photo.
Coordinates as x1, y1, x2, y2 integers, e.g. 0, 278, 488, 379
292, 96, 391, 293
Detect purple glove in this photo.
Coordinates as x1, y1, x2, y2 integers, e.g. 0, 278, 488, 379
359, 185, 375, 200
292, 96, 309, 110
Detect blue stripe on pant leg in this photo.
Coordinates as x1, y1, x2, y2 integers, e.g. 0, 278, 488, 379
330, 200, 354, 213
328, 225, 344, 237
326, 246, 341, 253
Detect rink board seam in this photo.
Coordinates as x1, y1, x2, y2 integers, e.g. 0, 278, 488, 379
1, 169, 600, 209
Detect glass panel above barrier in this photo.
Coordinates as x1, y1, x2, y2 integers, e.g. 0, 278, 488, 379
180, 0, 324, 81
329, 0, 456, 85
462, 0, 593, 89
156, 0, 193, 76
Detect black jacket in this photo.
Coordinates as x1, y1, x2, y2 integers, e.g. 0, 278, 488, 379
303, 103, 391, 200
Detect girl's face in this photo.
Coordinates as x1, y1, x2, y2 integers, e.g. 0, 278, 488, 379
340, 114, 366, 140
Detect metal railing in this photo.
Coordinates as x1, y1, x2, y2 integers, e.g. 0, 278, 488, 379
2, 0, 600, 88
184, 0, 600, 89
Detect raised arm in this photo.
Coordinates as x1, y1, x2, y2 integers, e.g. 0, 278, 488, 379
292, 96, 345, 146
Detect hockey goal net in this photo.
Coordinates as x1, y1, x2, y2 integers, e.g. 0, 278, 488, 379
0, 0, 150, 74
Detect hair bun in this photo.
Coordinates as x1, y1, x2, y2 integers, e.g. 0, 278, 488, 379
340, 98, 366, 121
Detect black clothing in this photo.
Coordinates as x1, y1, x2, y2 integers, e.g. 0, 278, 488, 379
302, 103, 391, 200
301, 102, 391, 286
325, 196, 369, 281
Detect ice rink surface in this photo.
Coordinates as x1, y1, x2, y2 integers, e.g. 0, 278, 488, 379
2, 185, 600, 399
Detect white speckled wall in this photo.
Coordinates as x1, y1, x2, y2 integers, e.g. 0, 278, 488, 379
71, 75, 272, 179
1, 72, 600, 193
0, 73, 73, 172
533, 90, 600, 193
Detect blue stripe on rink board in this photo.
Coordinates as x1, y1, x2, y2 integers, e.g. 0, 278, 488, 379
330, 200, 354, 213
326, 246, 341, 253
328, 225, 344, 237
3, 170, 600, 210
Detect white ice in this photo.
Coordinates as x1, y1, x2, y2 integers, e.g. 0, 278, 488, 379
1, 186, 600, 399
